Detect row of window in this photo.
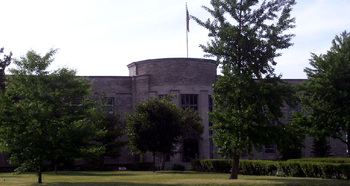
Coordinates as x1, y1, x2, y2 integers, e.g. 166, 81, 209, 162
70, 97, 115, 115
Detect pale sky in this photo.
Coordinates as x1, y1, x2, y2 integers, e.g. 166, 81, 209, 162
1, 0, 350, 79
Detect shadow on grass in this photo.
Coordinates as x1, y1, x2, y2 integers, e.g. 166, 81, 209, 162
27, 182, 180, 186
43, 171, 137, 177
156, 171, 219, 175
25, 180, 350, 186
243, 178, 350, 186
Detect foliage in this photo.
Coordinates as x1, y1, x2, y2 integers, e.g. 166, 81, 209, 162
171, 164, 185, 171
92, 99, 126, 170
192, 0, 299, 179
0, 47, 12, 92
125, 97, 182, 163
191, 159, 232, 173
0, 49, 105, 183
279, 146, 302, 160
181, 108, 204, 140
98, 113, 125, 159
311, 137, 332, 158
288, 158, 350, 163
191, 159, 350, 179
126, 96, 203, 171
293, 31, 350, 157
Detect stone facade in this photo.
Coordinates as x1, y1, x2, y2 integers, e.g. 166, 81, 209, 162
87, 58, 347, 168
87, 58, 217, 167
0, 58, 347, 169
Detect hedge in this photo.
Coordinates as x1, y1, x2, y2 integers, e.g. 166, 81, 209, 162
288, 158, 350, 164
190, 159, 350, 179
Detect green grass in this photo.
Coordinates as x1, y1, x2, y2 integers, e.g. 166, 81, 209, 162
0, 171, 349, 186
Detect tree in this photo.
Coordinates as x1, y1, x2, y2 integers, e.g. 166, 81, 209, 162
311, 137, 332, 158
125, 96, 203, 172
294, 31, 350, 157
0, 47, 12, 92
0, 49, 105, 183
93, 106, 126, 170
192, 0, 299, 179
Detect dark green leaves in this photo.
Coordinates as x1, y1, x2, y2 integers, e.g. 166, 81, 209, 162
193, 1, 299, 178
295, 31, 350, 156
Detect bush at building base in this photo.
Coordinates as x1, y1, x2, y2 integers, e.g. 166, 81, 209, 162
190, 159, 350, 179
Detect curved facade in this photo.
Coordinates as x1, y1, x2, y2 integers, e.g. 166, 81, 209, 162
87, 58, 218, 168
128, 58, 216, 86
127, 58, 217, 166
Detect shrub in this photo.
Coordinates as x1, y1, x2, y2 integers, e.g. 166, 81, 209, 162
127, 162, 154, 171
240, 160, 277, 175
277, 162, 305, 177
191, 159, 232, 173
171, 164, 185, 171
190, 159, 350, 179
288, 158, 350, 164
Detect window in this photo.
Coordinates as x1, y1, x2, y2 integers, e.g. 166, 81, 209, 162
70, 97, 83, 106
181, 95, 199, 162
183, 139, 199, 162
159, 94, 167, 99
242, 148, 248, 155
70, 98, 84, 113
264, 145, 275, 154
181, 94, 198, 110
165, 154, 170, 162
102, 97, 114, 115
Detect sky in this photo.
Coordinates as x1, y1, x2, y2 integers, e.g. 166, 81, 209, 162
1, 0, 350, 79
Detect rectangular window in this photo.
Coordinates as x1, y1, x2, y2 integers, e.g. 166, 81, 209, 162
181, 94, 198, 110
70, 97, 84, 113
102, 97, 114, 115
181, 95, 199, 162
70, 97, 83, 106
243, 148, 248, 155
165, 154, 170, 162
264, 145, 275, 154
209, 95, 213, 112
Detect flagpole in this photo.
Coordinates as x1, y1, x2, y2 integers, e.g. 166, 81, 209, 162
186, 2, 189, 58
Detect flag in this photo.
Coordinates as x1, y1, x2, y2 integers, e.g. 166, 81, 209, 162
186, 4, 190, 32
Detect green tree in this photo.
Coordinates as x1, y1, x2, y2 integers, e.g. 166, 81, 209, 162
192, 0, 299, 179
311, 137, 332, 158
125, 96, 203, 172
0, 49, 105, 183
294, 31, 350, 157
93, 108, 126, 170
0, 47, 12, 92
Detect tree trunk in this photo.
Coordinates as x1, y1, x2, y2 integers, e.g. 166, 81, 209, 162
38, 165, 42, 183
229, 153, 240, 179
153, 152, 156, 172
54, 163, 57, 175
161, 153, 165, 170
100, 155, 105, 171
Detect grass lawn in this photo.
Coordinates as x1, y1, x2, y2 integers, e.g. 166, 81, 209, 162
0, 171, 349, 186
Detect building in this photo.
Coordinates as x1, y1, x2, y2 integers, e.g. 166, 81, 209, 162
86, 58, 347, 169
0, 57, 347, 169
87, 58, 216, 168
